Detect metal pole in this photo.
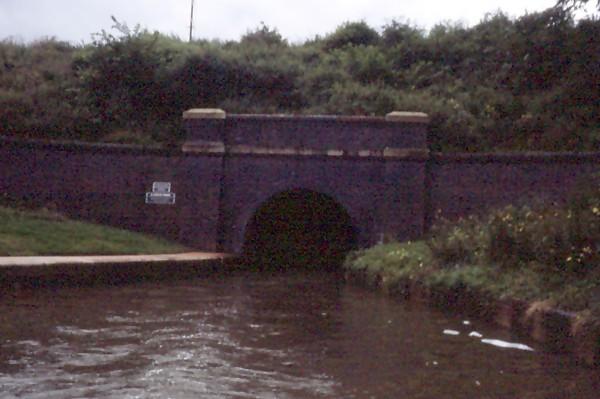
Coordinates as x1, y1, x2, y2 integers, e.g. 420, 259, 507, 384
189, 0, 195, 42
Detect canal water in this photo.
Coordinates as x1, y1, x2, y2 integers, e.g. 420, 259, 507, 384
1, 270, 598, 398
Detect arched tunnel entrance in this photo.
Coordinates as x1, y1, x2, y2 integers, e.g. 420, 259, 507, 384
242, 189, 358, 270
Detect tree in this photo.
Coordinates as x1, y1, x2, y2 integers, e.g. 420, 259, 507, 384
240, 23, 287, 47
556, 0, 600, 11
323, 21, 380, 51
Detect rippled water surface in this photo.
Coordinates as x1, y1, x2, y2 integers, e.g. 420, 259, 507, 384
1, 270, 598, 398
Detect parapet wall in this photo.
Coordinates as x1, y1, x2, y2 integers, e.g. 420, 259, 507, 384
0, 137, 224, 250
0, 111, 598, 251
182, 109, 430, 157
428, 152, 600, 227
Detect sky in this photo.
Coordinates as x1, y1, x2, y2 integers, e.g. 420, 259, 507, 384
0, 0, 597, 44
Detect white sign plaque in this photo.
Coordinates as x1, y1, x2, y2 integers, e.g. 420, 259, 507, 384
146, 182, 176, 205
152, 182, 171, 193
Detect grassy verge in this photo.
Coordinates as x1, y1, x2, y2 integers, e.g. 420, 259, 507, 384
0, 206, 188, 256
344, 240, 600, 315
345, 176, 600, 315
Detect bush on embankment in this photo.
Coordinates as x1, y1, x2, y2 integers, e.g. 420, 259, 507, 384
344, 176, 600, 314
0, 206, 187, 256
1, 7, 599, 152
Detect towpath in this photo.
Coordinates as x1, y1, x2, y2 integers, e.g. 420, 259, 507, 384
0, 252, 231, 268
0, 252, 236, 289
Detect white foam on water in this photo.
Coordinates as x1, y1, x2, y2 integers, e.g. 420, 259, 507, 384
481, 338, 534, 351
443, 329, 460, 336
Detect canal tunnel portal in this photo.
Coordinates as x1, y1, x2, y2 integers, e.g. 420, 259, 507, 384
242, 189, 358, 269
4, 108, 594, 260
199, 110, 431, 255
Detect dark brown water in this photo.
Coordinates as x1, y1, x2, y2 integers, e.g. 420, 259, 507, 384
1, 270, 598, 398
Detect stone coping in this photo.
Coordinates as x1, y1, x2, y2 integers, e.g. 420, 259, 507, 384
0, 136, 180, 157
183, 109, 430, 124
183, 108, 226, 119
230, 114, 387, 122
430, 151, 600, 164
3, 136, 600, 163
385, 111, 430, 123
182, 144, 431, 160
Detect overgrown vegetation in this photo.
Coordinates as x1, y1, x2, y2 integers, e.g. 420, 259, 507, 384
1, 7, 598, 151
345, 176, 600, 312
0, 206, 187, 255
428, 175, 600, 274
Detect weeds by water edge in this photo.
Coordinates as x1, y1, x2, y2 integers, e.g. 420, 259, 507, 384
344, 240, 600, 317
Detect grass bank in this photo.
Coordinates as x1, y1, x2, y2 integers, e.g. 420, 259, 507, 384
0, 206, 187, 256
345, 178, 599, 316
344, 240, 600, 315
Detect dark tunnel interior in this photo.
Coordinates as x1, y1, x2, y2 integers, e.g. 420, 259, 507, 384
242, 189, 358, 270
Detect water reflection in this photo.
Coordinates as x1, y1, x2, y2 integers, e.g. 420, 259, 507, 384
0, 270, 598, 398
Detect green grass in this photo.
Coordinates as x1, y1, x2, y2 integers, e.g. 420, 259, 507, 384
354, 182, 600, 314
344, 240, 600, 314
0, 206, 188, 256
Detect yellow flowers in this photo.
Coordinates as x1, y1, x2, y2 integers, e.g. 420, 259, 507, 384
387, 249, 408, 260
430, 196, 599, 274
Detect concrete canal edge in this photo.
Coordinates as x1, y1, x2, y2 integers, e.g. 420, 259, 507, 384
0, 253, 239, 291
345, 268, 600, 368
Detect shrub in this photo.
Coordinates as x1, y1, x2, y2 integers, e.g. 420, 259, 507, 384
323, 81, 399, 115
240, 24, 287, 47
428, 175, 600, 274
322, 21, 380, 51
1, 14, 600, 151
485, 201, 600, 273
427, 214, 487, 266
337, 45, 393, 85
